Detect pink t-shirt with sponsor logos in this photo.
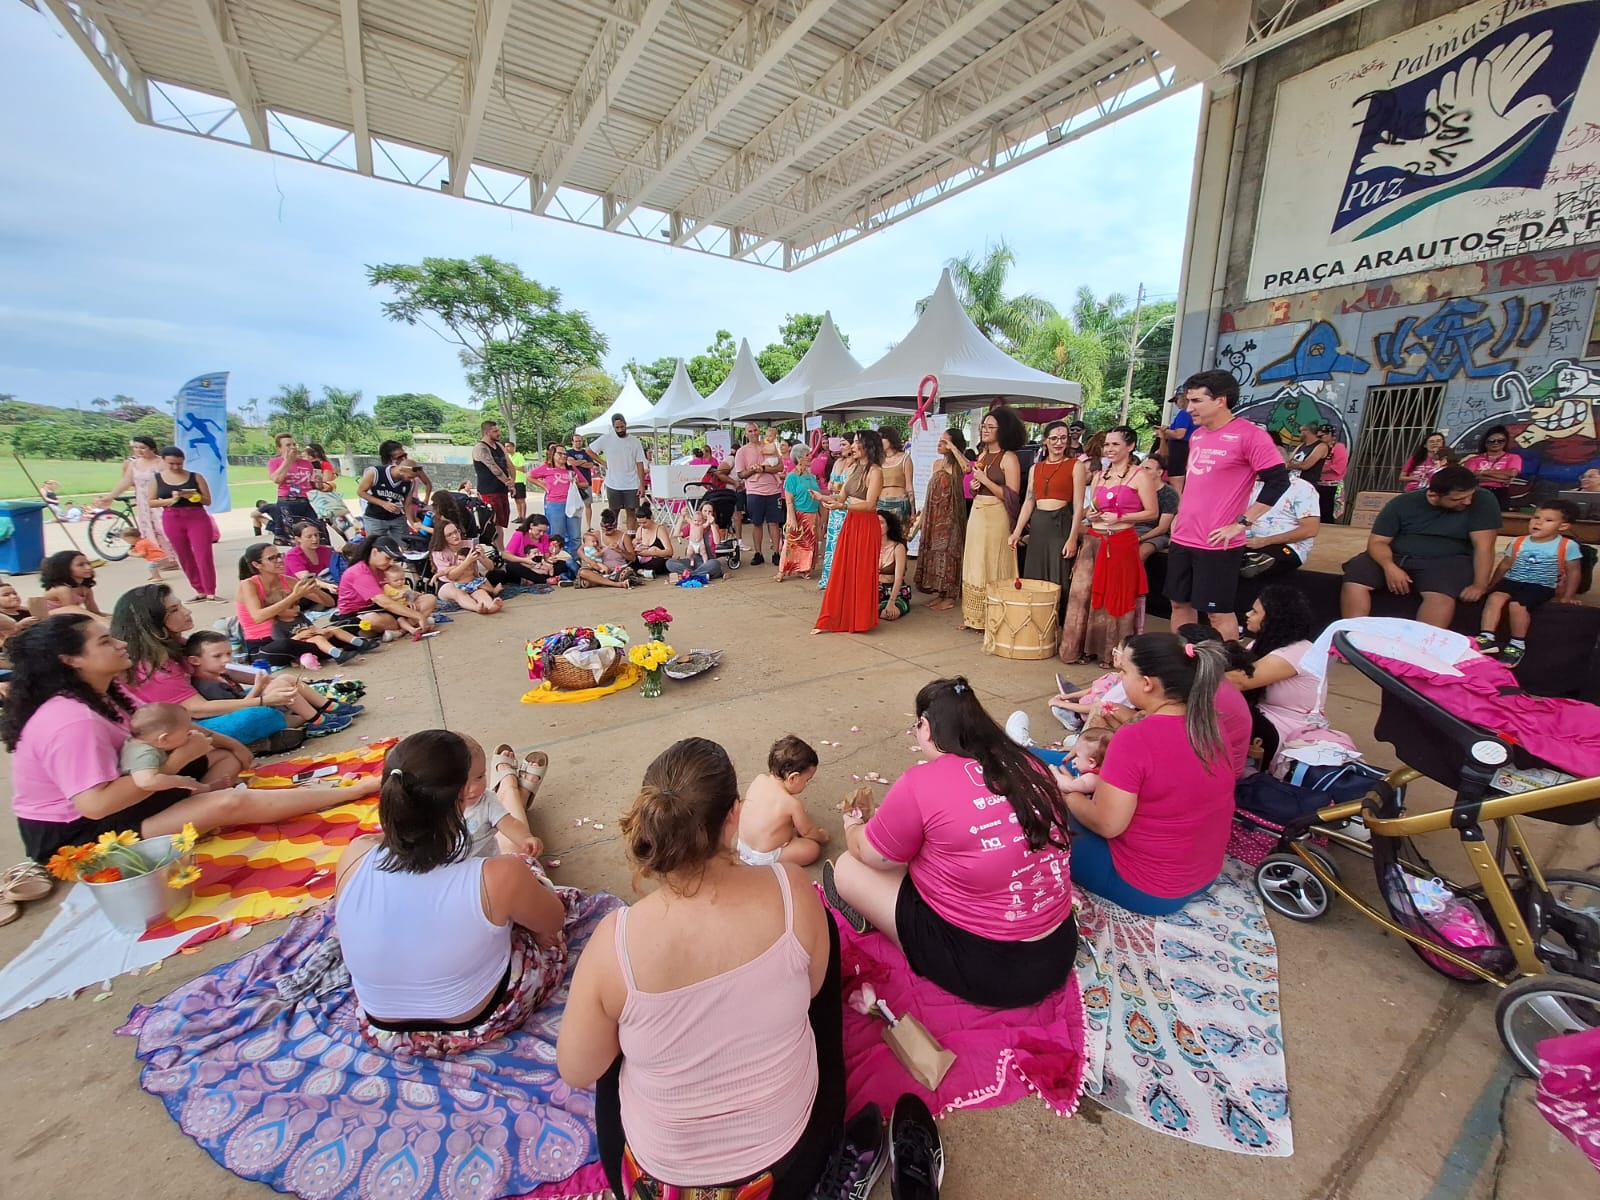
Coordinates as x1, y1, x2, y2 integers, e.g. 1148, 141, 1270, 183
864, 753, 1072, 940
1171, 416, 1284, 551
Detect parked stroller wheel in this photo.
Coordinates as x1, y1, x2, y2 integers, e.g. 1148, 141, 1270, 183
1536, 869, 1600, 961
726, 547, 742, 570
1255, 851, 1333, 922
1494, 974, 1600, 1075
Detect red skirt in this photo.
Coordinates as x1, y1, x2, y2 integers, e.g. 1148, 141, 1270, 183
815, 508, 880, 633
1089, 527, 1147, 619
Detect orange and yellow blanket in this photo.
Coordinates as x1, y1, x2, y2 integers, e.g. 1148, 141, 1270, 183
139, 739, 396, 948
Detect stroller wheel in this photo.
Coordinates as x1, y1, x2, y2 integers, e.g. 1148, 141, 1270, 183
1255, 851, 1333, 922
1495, 974, 1600, 1075
726, 548, 742, 570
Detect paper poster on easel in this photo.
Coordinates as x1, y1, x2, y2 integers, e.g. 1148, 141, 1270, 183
706, 430, 732, 463
905, 413, 948, 557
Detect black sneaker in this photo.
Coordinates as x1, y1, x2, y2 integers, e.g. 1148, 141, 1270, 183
751, 551, 766, 565
810, 1103, 886, 1200
822, 860, 870, 934
1502, 642, 1526, 667
889, 1094, 943, 1200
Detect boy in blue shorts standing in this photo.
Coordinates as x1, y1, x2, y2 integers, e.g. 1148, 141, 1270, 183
1473, 500, 1584, 666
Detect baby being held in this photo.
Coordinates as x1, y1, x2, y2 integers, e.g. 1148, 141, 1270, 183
120, 703, 235, 793
1049, 727, 1111, 796
736, 734, 829, 867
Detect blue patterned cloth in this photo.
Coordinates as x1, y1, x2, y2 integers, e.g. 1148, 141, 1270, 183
817, 507, 846, 591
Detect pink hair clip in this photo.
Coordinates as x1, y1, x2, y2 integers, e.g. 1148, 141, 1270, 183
1183, 642, 1196, 659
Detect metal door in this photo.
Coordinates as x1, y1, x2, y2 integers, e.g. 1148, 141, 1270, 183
1346, 384, 1446, 502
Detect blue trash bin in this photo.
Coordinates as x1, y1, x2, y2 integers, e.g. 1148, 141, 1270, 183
0, 500, 49, 574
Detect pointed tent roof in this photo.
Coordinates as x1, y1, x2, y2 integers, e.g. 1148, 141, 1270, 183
730, 313, 862, 421
576, 370, 655, 436
640, 359, 719, 429
698, 339, 771, 423
814, 270, 1081, 414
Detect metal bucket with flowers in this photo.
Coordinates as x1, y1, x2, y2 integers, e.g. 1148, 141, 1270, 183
47, 825, 200, 934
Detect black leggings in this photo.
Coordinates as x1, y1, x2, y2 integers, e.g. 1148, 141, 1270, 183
596, 919, 845, 1199
488, 563, 546, 586
244, 634, 325, 667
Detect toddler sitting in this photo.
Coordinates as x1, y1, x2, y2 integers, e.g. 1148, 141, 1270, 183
381, 562, 435, 640
463, 744, 544, 858
736, 735, 829, 866
120, 702, 248, 792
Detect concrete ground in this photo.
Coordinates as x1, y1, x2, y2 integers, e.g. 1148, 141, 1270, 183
0, 514, 1596, 1199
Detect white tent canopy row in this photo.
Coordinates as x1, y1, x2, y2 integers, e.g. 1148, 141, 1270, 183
623, 269, 1078, 430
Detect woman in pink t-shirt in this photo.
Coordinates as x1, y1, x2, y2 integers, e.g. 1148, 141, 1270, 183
4, 614, 377, 865
826, 677, 1078, 1009
1462, 425, 1523, 512
1058, 634, 1237, 915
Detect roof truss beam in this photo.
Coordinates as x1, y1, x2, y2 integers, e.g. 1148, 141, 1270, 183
603, 0, 839, 232
338, 0, 373, 174
449, 0, 514, 196
1086, 0, 1249, 82
188, 0, 269, 148
36, 0, 150, 122
531, 0, 674, 213
752, 0, 1124, 249
674, 0, 1012, 245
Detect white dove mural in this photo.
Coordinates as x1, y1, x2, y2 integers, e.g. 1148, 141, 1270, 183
1357, 31, 1560, 179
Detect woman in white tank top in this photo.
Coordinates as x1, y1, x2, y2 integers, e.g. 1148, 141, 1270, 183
335, 729, 569, 1055
556, 737, 846, 1199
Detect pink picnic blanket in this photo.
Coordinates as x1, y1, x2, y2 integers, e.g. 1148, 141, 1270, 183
835, 911, 1087, 1119
1538, 1026, 1600, 1173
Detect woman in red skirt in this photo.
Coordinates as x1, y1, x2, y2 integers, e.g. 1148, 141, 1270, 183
815, 431, 885, 634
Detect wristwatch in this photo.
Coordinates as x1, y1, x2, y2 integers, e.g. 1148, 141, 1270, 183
1235, 513, 1253, 528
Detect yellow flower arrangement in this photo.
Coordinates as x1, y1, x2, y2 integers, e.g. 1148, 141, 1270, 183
45, 824, 201, 887
171, 823, 199, 854
96, 830, 139, 850
627, 641, 675, 671
168, 864, 203, 890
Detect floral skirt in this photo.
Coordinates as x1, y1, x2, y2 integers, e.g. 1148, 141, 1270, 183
779, 509, 818, 577
817, 507, 847, 590
359, 921, 569, 1057
878, 580, 912, 615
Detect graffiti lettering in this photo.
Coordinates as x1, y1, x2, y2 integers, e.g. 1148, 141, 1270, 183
1553, 181, 1600, 220
1329, 58, 1385, 89
1374, 296, 1550, 383
1494, 244, 1600, 287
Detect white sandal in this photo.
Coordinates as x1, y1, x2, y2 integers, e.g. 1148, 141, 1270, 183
520, 751, 549, 796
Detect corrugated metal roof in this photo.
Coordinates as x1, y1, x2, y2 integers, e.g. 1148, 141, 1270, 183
32, 0, 1360, 267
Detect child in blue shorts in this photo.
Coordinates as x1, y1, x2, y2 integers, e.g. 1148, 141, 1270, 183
1473, 500, 1584, 666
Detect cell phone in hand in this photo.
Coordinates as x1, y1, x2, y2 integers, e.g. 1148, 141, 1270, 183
1055, 673, 1069, 697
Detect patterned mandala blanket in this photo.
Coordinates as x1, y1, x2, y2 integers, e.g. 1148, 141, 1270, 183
118, 892, 625, 1200
1076, 857, 1294, 1156
835, 909, 1087, 1119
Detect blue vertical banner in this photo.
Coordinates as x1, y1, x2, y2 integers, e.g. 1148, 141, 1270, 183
175, 372, 231, 513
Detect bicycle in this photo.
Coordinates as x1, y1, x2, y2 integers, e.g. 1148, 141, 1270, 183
87, 495, 141, 562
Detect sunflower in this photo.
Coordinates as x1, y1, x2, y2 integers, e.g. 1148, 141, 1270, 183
171, 823, 199, 854
168, 864, 202, 890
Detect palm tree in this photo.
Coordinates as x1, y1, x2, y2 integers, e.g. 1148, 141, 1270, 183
268, 384, 316, 437
311, 386, 377, 470
1018, 317, 1109, 410
919, 240, 1057, 349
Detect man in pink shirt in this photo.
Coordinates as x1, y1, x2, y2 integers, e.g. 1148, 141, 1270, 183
733, 422, 785, 566
1166, 371, 1292, 641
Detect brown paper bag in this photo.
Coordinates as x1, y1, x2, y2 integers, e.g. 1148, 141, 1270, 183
883, 1011, 955, 1091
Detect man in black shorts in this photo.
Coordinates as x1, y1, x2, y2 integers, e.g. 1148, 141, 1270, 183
1340, 465, 1499, 628
1165, 370, 1291, 641
470, 419, 514, 545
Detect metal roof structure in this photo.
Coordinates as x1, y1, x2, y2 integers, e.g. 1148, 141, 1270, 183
25, 0, 1384, 269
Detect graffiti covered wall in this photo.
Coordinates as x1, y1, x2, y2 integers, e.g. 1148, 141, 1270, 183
1217, 253, 1600, 486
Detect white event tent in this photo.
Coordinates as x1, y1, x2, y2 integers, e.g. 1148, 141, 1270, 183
640, 359, 719, 431
698, 339, 771, 423
814, 269, 1081, 415
730, 313, 862, 422
576, 370, 656, 436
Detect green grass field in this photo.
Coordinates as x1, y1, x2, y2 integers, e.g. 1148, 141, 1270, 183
0, 458, 360, 510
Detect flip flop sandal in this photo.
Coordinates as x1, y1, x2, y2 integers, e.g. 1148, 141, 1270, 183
490, 746, 520, 792
0, 899, 17, 929
0, 861, 54, 903
520, 751, 549, 795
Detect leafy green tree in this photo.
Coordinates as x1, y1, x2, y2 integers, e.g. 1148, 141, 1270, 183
623, 356, 677, 400
1018, 318, 1109, 411
920, 241, 1056, 349
311, 387, 378, 465
686, 330, 737, 394
367, 255, 608, 442
373, 393, 447, 431
268, 384, 317, 437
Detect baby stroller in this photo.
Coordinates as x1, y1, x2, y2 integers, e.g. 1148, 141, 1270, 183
1251, 631, 1600, 1073
256, 498, 329, 546
681, 481, 742, 571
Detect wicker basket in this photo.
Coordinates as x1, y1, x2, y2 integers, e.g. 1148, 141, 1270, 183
546, 650, 622, 691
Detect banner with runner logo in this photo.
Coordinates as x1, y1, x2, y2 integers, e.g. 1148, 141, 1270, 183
174, 372, 231, 512
1249, 0, 1600, 301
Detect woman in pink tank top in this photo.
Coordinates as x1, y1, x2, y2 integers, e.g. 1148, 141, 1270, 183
557, 738, 846, 1199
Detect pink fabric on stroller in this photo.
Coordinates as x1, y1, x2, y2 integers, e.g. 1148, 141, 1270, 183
1366, 652, 1600, 779
1537, 1026, 1600, 1173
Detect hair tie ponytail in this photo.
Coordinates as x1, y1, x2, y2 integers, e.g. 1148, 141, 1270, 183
1183, 642, 1196, 659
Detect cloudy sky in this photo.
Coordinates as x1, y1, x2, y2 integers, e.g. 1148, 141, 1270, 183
1, 4, 1201, 414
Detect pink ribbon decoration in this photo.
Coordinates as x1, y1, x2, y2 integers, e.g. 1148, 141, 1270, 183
913, 374, 939, 432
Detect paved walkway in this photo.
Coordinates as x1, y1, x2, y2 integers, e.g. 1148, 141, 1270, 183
0, 518, 1595, 1198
